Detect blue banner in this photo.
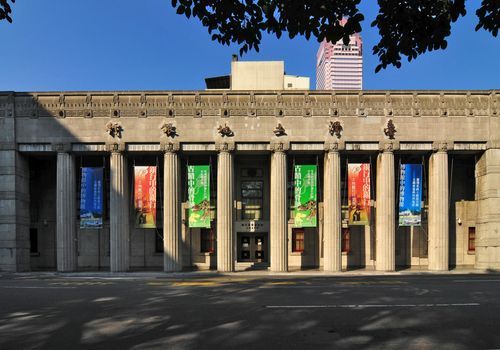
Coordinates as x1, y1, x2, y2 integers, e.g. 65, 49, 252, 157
399, 164, 423, 226
80, 167, 103, 229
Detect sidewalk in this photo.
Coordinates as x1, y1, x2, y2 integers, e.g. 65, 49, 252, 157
2, 267, 499, 280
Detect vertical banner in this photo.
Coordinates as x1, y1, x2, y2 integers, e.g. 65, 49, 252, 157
294, 165, 317, 228
399, 164, 423, 226
188, 165, 211, 228
348, 163, 371, 225
80, 167, 103, 229
134, 166, 157, 228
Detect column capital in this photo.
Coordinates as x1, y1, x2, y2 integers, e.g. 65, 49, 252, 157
432, 141, 453, 153
106, 142, 126, 153
215, 142, 235, 152
161, 141, 180, 153
324, 141, 344, 152
378, 141, 399, 153
52, 143, 71, 153
270, 141, 289, 153
485, 140, 500, 150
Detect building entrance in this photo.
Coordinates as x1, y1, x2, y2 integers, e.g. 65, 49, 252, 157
237, 232, 268, 263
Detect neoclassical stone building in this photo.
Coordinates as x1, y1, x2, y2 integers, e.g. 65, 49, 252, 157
0, 89, 499, 272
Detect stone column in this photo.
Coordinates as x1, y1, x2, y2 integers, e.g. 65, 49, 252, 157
375, 143, 396, 271
428, 142, 449, 271
56, 146, 77, 272
323, 143, 342, 272
216, 142, 234, 272
270, 142, 288, 272
475, 146, 500, 269
163, 143, 182, 272
109, 145, 130, 272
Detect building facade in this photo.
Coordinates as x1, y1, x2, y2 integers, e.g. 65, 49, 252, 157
316, 33, 363, 90
0, 90, 499, 273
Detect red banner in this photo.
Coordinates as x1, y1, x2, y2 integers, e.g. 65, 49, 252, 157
134, 166, 157, 228
348, 163, 371, 225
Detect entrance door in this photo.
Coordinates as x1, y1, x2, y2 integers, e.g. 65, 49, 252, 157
238, 233, 268, 263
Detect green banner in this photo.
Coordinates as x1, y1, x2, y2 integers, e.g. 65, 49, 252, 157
294, 165, 317, 228
188, 165, 211, 228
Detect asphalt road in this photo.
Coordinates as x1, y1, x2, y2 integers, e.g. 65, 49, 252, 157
0, 273, 499, 350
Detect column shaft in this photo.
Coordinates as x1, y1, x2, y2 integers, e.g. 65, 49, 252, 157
56, 152, 77, 272
217, 151, 234, 272
270, 151, 288, 272
428, 151, 449, 270
110, 151, 129, 272
163, 151, 181, 272
375, 151, 395, 271
323, 150, 342, 272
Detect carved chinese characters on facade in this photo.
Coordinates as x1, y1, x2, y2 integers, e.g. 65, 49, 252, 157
384, 119, 397, 139
106, 121, 122, 138
329, 121, 343, 139
161, 123, 177, 138
217, 123, 234, 137
273, 123, 286, 136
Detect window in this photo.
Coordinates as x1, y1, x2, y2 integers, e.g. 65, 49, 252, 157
342, 228, 350, 253
30, 228, 38, 254
241, 179, 263, 220
287, 83, 293, 88
201, 228, 216, 253
292, 228, 305, 253
468, 227, 475, 252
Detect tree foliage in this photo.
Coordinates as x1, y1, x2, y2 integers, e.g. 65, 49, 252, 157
1, 0, 498, 72
169, 0, 499, 72
0, 0, 14, 23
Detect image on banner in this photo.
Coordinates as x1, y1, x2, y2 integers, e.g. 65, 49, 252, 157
294, 165, 317, 228
399, 164, 423, 226
80, 167, 103, 229
188, 165, 211, 228
348, 163, 371, 225
134, 166, 157, 228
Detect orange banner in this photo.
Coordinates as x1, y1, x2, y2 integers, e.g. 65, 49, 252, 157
134, 166, 157, 228
348, 163, 371, 225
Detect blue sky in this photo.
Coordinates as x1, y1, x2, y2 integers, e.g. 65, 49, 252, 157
0, 0, 498, 91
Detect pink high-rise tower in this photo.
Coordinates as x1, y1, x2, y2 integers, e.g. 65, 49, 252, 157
316, 28, 363, 90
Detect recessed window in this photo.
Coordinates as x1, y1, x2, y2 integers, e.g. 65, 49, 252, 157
468, 227, 475, 253
292, 228, 305, 253
342, 228, 350, 254
201, 228, 216, 253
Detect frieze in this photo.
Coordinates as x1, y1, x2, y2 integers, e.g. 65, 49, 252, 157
4, 91, 497, 121
92, 109, 110, 118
